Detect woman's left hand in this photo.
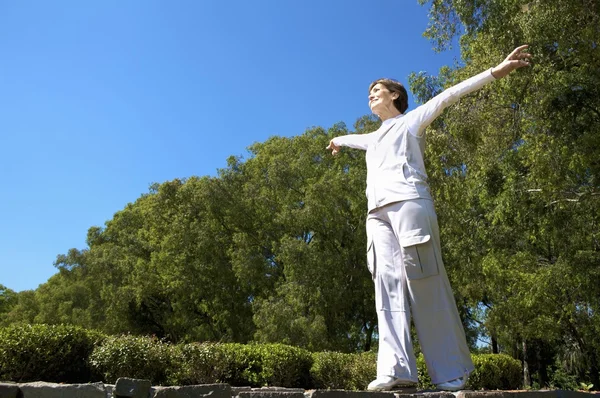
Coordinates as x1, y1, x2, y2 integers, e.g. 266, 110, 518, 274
491, 45, 532, 79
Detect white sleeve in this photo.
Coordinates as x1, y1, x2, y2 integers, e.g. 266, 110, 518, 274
332, 131, 377, 151
404, 68, 497, 137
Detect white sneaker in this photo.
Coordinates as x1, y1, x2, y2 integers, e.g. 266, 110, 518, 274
436, 375, 468, 391
367, 376, 417, 391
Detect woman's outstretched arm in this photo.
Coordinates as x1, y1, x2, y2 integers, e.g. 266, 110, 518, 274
405, 45, 531, 137
326, 131, 378, 155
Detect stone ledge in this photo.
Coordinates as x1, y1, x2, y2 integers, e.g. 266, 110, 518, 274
18, 382, 105, 398
0, 383, 21, 398
152, 384, 230, 398
114, 379, 151, 398
0, 382, 597, 398
307, 390, 450, 398
457, 391, 598, 398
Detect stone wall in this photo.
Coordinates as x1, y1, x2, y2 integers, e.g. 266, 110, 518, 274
0, 379, 596, 398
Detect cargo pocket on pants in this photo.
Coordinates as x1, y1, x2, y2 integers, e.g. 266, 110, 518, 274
399, 228, 440, 280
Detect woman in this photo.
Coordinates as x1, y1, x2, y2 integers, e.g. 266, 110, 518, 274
327, 45, 531, 391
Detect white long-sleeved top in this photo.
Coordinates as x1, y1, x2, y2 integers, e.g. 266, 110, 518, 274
333, 68, 497, 212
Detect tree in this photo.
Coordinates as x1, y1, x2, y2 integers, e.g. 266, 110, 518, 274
0, 285, 18, 324
415, 0, 600, 388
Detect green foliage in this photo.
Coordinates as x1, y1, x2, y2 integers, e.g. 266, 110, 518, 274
214, 343, 313, 387
5, 124, 376, 354
133, 340, 313, 388
0, 285, 17, 320
311, 352, 519, 390
416, 354, 434, 390
170, 342, 229, 385
89, 334, 174, 385
548, 367, 579, 391
311, 351, 356, 390
347, 352, 378, 390
0, 324, 525, 390
311, 351, 379, 391
251, 343, 313, 387
0, 324, 105, 383
414, 0, 600, 389
468, 354, 522, 390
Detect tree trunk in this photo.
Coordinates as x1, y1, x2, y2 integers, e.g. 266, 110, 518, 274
364, 322, 374, 351
492, 335, 498, 354
523, 340, 531, 388
589, 350, 600, 391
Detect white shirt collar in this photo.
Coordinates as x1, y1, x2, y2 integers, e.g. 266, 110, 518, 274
381, 113, 403, 127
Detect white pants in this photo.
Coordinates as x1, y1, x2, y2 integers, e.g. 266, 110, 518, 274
366, 199, 474, 384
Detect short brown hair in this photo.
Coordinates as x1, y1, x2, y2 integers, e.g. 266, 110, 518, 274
369, 78, 409, 114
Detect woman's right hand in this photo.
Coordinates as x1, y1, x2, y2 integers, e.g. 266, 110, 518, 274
326, 140, 341, 155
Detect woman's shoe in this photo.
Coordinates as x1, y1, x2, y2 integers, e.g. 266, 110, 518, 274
436, 375, 468, 391
367, 376, 417, 391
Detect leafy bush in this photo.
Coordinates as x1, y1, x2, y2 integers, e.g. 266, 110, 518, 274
89, 334, 173, 384
249, 343, 313, 387
171, 342, 312, 387
548, 364, 580, 391
468, 354, 522, 390
215, 343, 312, 387
311, 351, 377, 390
416, 353, 434, 390
170, 342, 227, 385
0, 324, 524, 390
311, 351, 356, 389
0, 324, 105, 383
347, 351, 377, 390
311, 351, 521, 391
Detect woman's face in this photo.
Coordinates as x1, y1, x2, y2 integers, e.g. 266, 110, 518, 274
369, 83, 397, 114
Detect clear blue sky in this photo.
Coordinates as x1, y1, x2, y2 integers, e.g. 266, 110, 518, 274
0, 0, 461, 292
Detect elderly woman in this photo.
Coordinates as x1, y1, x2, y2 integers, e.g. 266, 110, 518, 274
327, 46, 531, 391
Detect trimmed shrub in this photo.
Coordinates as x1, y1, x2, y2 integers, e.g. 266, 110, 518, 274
0, 323, 523, 390
417, 353, 520, 390
171, 342, 312, 387
311, 351, 377, 390
170, 342, 227, 385
210, 343, 254, 386
0, 324, 105, 383
468, 354, 522, 390
89, 334, 173, 385
348, 351, 377, 390
249, 343, 313, 387
216, 343, 313, 387
311, 351, 521, 391
311, 351, 356, 389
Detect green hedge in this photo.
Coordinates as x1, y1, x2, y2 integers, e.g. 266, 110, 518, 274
181, 343, 313, 387
0, 324, 105, 383
94, 339, 313, 387
0, 324, 523, 390
312, 351, 521, 391
468, 354, 522, 390
170, 342, 227, 385
243, 343, 313, 387
89, 334, 174, 385
311, 351, 377, 390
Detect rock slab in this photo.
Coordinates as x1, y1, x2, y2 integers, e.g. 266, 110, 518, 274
19, 382, 105, 398
0, 383, 20, 398
115, 379, 152, 398
151, 384, 231, 398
